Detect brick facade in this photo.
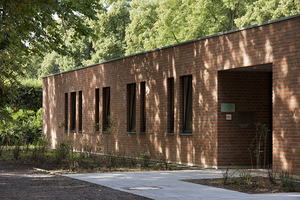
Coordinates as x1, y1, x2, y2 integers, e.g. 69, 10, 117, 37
43, 15, 300, 174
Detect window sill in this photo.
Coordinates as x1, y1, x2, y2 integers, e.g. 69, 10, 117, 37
70, 130, 76, 133
95, 131, 100, 133
166, 132, 174, 136
139, 132, 146, 135
78, 130, 82, 133
126, 132, 136, 135
179, 132, 193, 136
102, 131, 110, 134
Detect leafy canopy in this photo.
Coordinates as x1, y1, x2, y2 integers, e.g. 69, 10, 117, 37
0, 0, 101, 120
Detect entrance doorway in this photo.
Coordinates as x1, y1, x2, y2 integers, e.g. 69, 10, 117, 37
217, 64, 272, 168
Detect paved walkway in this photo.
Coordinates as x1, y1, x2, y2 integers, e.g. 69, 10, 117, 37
65, 169, 300, 200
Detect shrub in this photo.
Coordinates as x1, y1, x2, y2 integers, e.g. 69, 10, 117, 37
141, 152, 151, 167
0, 108, 42, 145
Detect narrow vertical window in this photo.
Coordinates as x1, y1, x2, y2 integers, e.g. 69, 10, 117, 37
103, 87, 110, 132
70, 92, 76, 131
168, 78, 174, 133
78, 91, 82, 132
182, 75, 192, 133
140, 82, 146, 133
127, 83, 136, 133
95, 88, 100, 132
64, 93, 68, 131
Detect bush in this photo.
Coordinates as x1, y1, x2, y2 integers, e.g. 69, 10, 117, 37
0, 108, 42, 145
13, 79, 42, 112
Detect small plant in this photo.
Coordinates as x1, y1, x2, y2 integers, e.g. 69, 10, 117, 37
239, 169, 252, 185
222, 168, 230, 185
31, 135, 50, 164
159, 156, 169, 170
267, 165, 277, 184
94, 123, 100, 132
280, 170, 296, 192
82, 139, 93, 158
222, 166, 238, 185
13, 138, 23, 160
249, 123, 269, 169
54, 137, 73, 164
141, 152, 151, 167
0, 141, 3, 157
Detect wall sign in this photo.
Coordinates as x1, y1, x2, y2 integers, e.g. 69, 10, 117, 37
226, 114, 232, 120
221, 103, 235, 112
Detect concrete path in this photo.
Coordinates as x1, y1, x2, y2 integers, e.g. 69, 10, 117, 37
65, 169, 300, 200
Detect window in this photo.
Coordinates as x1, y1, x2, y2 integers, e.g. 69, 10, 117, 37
95, 88, 100, 132
64, 93, 68, 131
103, 87, 110, 132
70, 92, 76, 131
140, 82, 146, 133
182, 75, 192, 133
78, 91, 82, 132
127, 83, 136, 133
167, 78, 174, 133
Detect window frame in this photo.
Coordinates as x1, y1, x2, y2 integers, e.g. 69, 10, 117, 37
140, 82, 146, 134
78, 91, 82, 132
127, 83, 136, 133
102, 87, 110, 132
64, 93, 68, 131
181, 75, 193, 134
70, 92, 76, 131
95, 88, 100, 132
167, 77, 174, 134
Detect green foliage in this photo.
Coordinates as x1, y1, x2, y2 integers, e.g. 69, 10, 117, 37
280, 170, 296, 192
31, 135, 50, 164
87, 0, 131, 64
140, 152, 151, 167
13, 79, 43, 111
235, 0, 300, 28
239, 169, 252, 185
125, 0, 253, 55
0, 0, 100, 119
0, 108, 43, 146
54, 137, 74, 164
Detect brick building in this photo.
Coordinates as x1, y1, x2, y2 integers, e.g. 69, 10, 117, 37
43, 14, 300, 174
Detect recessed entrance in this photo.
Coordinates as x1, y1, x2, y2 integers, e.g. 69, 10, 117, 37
217, 64, 273, 168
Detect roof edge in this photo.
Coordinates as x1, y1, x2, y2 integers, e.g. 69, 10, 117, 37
42, 13, 300, 78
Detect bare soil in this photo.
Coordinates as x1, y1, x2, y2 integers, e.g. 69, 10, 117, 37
185, 176, 300, 194
0, 159, 151, 200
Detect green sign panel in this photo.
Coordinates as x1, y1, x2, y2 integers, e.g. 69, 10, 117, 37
221, 103, 235, 112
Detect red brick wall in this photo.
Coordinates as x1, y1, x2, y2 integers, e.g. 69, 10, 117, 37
43, 15, 300, 174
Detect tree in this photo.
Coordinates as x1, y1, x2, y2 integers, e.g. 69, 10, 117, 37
125, 0, 160, 55
0, 0, 100, 120
125, 0, 253, 55
86, 0, 131, 64
235, 0, 300, 27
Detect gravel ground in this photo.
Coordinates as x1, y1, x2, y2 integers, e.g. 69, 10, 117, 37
0, 160, 151, 200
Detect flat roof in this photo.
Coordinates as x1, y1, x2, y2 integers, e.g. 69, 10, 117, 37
43, 13, 300, 78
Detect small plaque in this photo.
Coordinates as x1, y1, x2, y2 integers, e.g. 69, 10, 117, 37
226, 114, 232, 120
221, 103, 235, 112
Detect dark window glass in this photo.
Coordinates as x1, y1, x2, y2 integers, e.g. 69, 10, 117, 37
95, 88, 100, 131
168, 78, 174, 133
182, 76, 192, 133
127, 83, 136, 132
78, 91, 82, 131
103, 87, 110, 132
140, 82, 146, 133
64, 93, 68, 131
70, 92, 76, 131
